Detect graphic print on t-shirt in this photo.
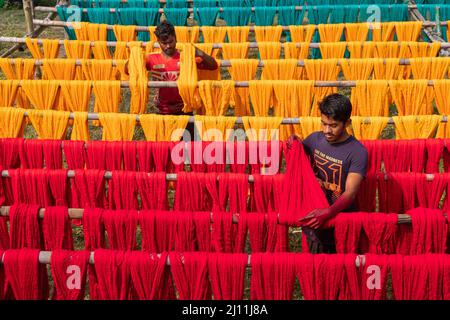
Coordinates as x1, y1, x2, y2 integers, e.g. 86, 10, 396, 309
313, 149, 343, 203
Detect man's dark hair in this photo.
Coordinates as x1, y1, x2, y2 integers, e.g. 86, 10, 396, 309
154, 21, 176, 41
319, 93, 352, 123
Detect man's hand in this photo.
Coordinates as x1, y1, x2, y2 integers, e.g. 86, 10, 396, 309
286, 134, 300, 150
299, 208, 332, 229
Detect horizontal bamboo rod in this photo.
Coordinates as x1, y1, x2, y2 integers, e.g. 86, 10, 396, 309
3, 35, 447, 50
0, 206, 432, 225
12, 110, 449, 125
32, 18, 440, 33
0, 169, 441, 183
57, 1, 421, 8
7, 79, 444, 89
3, 56, 435, 68
0, 206, 240, 223
41, 5, 307, 13
0, 251, 366, 267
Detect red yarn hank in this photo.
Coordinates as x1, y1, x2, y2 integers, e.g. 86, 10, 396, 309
43, 206, 74, 250
102, 209, 138, 251
108, 171, 138, 210
63, 140, 86, 169
169, 251, 211, 300
250, 253, 296, 300
10, 169, 52, 207
208, 253, 247, 300
139, 210, 176, 253
91, 249, 131, 300
415, 173, 447, 209
3, 249, 49, 300
408, 208, 447, 254
71, 169, 107, 208
128, 251, 175, 300
43, 139, 63, 169
425, 139, 444, 173
82, 208, 105, 251
136, 172, 168, 210
9, 204, 42, 249
136, 141, 153, 172
355, 174, 377, 212
218, 173, 249, 213
19, 138, 44, 169
48, 169, 69, 206
360, 140, 382, 174
86, 140, 107, 169
0, 138, 22, 168
50, 249, 90, 300
362, 213, 398, 254
122, 141, 137, 171
279, 140, 328, 225
330, 213, 367, 254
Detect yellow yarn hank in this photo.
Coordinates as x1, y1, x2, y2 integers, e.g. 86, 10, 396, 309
318, 23, 345, 42
198, 80, 235, 116
349, 116, 389, 140
71, 111, 89, 141
98, 112, 136, 141
409, 42, 441, 58
393, 115, 441, 139
0, 80, 19, 107
60, 80, 92, 112
298, 117, 321, 139
433, 80, 450, 115
201, 26, 227, 43
351, 80, 389, 117
373, 58, 402, 80
340, 58, 375, 80
64, 40, 91, 59
194, 115, 237, 141
140, 114, 190, 141
249, 80, 274, 116
42, 59, 77, 80
272, 80, 314, 117
177, 43, 200, 113
347, 42, 376, 59
319, 42, 347, 59
21, 80, 60, 110
175, 26, 199, 43
371, 22, 396, 42
195, 43, 220, 80
128, 46, 149, 114
93, 80, 121, 113
389, 80, 430, 115
0, 59, 35, 108
228, 59, 259, 116
81, 59, 117, 80
241, 116, 283, 141
0, 107, 25, 138
92, 41, 113, 59
254, 26, 283, 42
283, 42, 310, 60
289, 25, 315, 43
226, 26, 250, 42
113, 25, 137, 42
261, 59, 299, 80
345, 23, 369, 41
25, 38, 60, 59
28, 109, 70, 139
394, 21, 423, 41
221, 43, 249, 60
257, 42, 282, 60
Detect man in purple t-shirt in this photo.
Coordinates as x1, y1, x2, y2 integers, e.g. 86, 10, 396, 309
289, 93, 368, 253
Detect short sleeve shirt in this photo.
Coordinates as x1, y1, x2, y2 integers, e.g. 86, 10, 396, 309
302, 132, 368, 208
145, 51, 213, 114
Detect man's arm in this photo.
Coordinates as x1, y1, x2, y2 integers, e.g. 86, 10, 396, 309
299, 172, 364, 229
195, 46, 218, 70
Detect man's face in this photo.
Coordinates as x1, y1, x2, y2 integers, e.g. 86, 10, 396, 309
158, 35, 177, 56
321, 114, 348, 143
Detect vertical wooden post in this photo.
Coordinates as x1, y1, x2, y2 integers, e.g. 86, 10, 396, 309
22, 0, 34, 36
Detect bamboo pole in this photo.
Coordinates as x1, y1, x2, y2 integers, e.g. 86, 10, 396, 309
3, 56, 440, 68
0, 250, 368, 267
32, 18, 441, 32
0, 169, 442, 183
5, 79, 444, 89
1, 206, 439, 226
3, 35, 449, 50
23, 0, 35, 36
